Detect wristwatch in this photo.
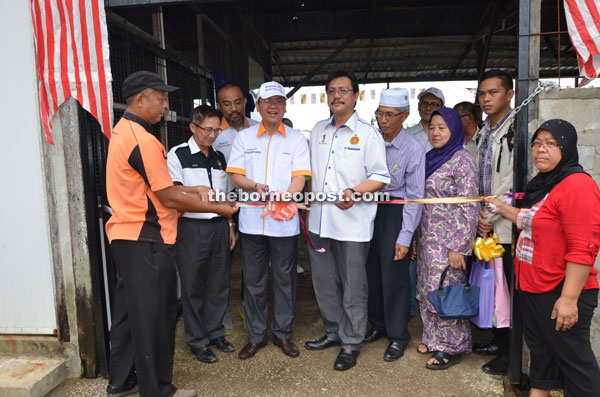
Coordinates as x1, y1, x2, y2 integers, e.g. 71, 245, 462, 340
345, 187, 357, 194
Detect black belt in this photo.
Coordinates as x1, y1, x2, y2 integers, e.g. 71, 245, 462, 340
180, 216, 225, 223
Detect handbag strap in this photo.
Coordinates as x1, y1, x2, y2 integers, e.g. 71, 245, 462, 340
437, 266, 471, 295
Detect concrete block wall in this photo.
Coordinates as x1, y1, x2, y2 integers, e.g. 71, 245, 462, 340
536, 87, 600, 359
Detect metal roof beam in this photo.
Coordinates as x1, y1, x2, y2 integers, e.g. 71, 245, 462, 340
286, 38, 355, 97
362, 0, 377, 83
261, 2, 487, 17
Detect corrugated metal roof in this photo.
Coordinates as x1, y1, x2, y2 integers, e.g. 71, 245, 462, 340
253, 0, 578, 85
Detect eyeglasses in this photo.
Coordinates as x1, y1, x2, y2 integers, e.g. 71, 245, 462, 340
219, 99, 244, 108
195, 125, 222, 135
261, 98, 286, 106
326, 88, 354, 96
374, 111, 403, 119
531, 141, 559, 149
419, 101, 442, 109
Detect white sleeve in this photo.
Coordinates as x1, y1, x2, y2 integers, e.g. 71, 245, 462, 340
225, 133, 246, 175
167, 147, 183, 184
292, 132, 312, 177
364, 130, 391, 185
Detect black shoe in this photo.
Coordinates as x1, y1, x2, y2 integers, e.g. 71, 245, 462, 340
210, 336, 235, 353
304, 335, 341, 350
473, 342, 501, 356
482, 353, 508, 375
363, 329, 386, 344
192, 345, 218, 363
383, 341, 407, 362
333, 348, 359, 371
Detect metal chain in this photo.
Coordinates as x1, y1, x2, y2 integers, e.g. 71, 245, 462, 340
512, 80, 556, 116
510, 80, 557, 131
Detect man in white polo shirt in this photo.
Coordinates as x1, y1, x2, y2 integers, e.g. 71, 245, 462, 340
167, 105, 237, 364
305, 70, 390, 371
226, 81, 311, 360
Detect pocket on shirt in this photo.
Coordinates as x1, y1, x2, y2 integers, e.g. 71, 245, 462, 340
212, 169, 228, 192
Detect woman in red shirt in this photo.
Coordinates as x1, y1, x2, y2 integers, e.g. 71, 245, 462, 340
485, 119, 600, 397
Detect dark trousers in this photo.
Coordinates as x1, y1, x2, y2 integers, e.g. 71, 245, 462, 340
366, 204, 412, 344
491, 243, 513, 351
108, 240, 178, 397
176, 217, 230, 350
520, 287, 600, 395
240, 233, 298, 344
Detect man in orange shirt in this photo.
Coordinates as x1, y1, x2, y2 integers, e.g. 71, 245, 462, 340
105, 71, 237, 397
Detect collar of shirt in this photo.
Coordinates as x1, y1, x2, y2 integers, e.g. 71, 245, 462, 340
123, 111, 153, 133
221, 117, 251, 131
329, 111, 358, 132
257, 121, 286, 137
483, 108, 513, 133
384, 128, 406, 149
187, 136, 216, 158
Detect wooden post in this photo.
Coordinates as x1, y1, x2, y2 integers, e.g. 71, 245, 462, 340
196, 13, 208, 105
152, 6, 168, 147
513, 0, 541, 386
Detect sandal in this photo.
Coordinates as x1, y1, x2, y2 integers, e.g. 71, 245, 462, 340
416, 343, 429, 354
425, 351, 462, 370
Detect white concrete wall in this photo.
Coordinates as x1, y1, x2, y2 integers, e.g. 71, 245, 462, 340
0, 1, 57, 333
537, 87, 600, 359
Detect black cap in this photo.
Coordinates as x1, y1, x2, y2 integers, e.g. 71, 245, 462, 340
122, 71, 179, 99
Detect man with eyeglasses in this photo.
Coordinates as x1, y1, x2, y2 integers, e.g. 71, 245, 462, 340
167, 105, 238, 365
227, 81, 311, 360
106, 71, 238, 397
405, 87, 445, 153
305, 70, 390, 371
362, 88, 425, 362
472, 69, 517, 376
454, 101, 482, 157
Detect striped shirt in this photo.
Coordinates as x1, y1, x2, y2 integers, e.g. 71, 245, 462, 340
478, 109, 512, 196
382, 129, 426, 246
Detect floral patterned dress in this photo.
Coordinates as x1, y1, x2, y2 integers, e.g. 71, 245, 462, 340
416, 149, 478, 355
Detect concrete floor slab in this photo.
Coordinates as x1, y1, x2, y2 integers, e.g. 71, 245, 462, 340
0, 356, 66, 397
45, 241, 536, 396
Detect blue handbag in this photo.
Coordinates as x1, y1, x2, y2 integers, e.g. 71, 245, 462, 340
428, 266, 480, 319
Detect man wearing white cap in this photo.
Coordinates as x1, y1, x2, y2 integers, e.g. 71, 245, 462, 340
226, 81, 311, 360
405, 87, 445, 152
363, 88, 425, 361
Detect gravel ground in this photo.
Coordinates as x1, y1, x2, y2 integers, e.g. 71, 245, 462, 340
47, 236, 534, 397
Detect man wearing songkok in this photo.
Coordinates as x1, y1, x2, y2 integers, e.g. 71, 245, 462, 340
304, 70, 390, 371
106, 71, 236, 397
406, 87, 445, 152
363, 88, 425, 362
226, 81, 311, 360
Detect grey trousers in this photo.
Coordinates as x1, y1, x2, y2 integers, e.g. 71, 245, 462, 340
175, 217, 230, 350
308, 233, 370, 351
240, 232, 298, 344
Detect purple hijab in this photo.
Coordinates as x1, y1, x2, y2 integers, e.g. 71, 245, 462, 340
425, 107, 466, 179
